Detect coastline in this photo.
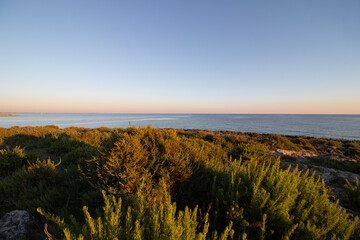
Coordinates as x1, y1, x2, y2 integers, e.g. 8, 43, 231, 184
0, 113, 358, 140
0, 114, 18, 116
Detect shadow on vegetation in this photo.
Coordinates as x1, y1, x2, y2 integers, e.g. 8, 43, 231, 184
0, 130, 105, 239
0, 126, 360, 239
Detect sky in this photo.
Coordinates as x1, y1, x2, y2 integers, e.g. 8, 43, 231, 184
0, 0, 359, 114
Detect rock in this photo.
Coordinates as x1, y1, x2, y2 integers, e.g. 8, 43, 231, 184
0, 210, 33, 240
272, 149, 318, 163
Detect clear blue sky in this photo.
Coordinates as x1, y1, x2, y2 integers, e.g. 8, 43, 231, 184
1, 0, 359, 113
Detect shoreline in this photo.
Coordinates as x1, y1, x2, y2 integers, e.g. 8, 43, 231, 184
0, 114, 358, 140
0, 114, 18, 116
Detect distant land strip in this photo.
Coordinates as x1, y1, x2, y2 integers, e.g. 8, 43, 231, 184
0, 114, 18, 116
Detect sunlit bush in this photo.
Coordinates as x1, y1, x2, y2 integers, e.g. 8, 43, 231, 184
230, 143, 276, 163
83, 127, 198, 197
261, 135, 300, 151
178, 160, 359, 239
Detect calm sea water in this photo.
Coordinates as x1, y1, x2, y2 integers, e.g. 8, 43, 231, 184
0, 114, 359, 140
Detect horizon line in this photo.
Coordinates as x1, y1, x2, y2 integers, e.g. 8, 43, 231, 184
1, 112, 360, 115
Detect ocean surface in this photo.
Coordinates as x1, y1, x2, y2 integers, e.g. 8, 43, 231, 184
0, 114, 359, 140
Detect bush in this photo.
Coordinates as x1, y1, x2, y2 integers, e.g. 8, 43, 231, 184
48, 136, 86, 155
262, 135, 300, 151
178, 160, 359, 240
64, 146, 98, 165
345, 142, 360, 159
0, 159, 101, 230
1, 126, 359, 239
0, 146, 37, 176
345, 177, 360, 211
83, 127, 199, 198
311, 157, 360, 175
230, 143, 276, 164
37, 182, 235, 240
293, 137, 318, 152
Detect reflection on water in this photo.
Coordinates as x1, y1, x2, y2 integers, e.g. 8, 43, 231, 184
0, 114, 359, 140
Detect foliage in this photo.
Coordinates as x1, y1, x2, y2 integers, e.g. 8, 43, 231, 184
344, 142, 360, 159
82, 126, 227, 199
38, 182, 235, 240
178, 160, 359, 240
312, 139, 343, 148
293, 137, 318, 152
64, 146, 98, 165
46, 134, 88, 155
261, 135, 300, 151
326, 139, 343, 148
0, 126, 359, 239
0, 146, 37, 176
311, 157, 360, 175
345, 177, 360, 211
0, 159, 101, 239
230, 143, 276, 163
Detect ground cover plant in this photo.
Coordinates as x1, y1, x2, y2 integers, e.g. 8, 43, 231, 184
0, 126, 360, 239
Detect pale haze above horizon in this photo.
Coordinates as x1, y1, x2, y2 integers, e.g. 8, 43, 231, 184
1, 0, 359, 114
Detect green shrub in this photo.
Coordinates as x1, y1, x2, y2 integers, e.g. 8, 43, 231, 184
178, 160, 359, 240
203, 133, 215, 142
261, 135, 300, 151
230, 143, 276, 163
38, 182, 235, 240
48, 138, 86, 155
345, 177, 360, 211
312, 157, 345, 170
222, 133, 249, 145
327, 140, 343, 148
311, 157, 360, 175
1, 126, 359, 239
0, 146, 37, 175
64, 146, 97, 165
83, 127, 198, 198
345, 142, 360, 159
293, 137, 318, 152
0, 159, 100, 220
311, 138, 343, 148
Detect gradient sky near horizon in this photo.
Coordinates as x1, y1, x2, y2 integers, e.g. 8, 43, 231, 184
1, 1, 359, 114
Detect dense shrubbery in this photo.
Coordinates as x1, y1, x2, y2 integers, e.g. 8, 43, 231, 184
230, 143, 276, 163
82, 126, 226, 200
261, 135, 300, 151
311, 157, 360, 175
64, 146, 98, 165
345, 142, 360, 159
0, 159, 101, 238
293, 137, 318, 152
38, 183, 234, 240
0, 126, 360, 239
345, 178, 360, 211
179, 159, 358, 239
0, 146, 37, 175
0, 159, 100, 215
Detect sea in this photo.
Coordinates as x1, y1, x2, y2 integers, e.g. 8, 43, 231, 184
0, 114, 359, 140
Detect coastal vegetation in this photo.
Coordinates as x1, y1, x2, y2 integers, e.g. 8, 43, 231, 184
0, 126, 360, 239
